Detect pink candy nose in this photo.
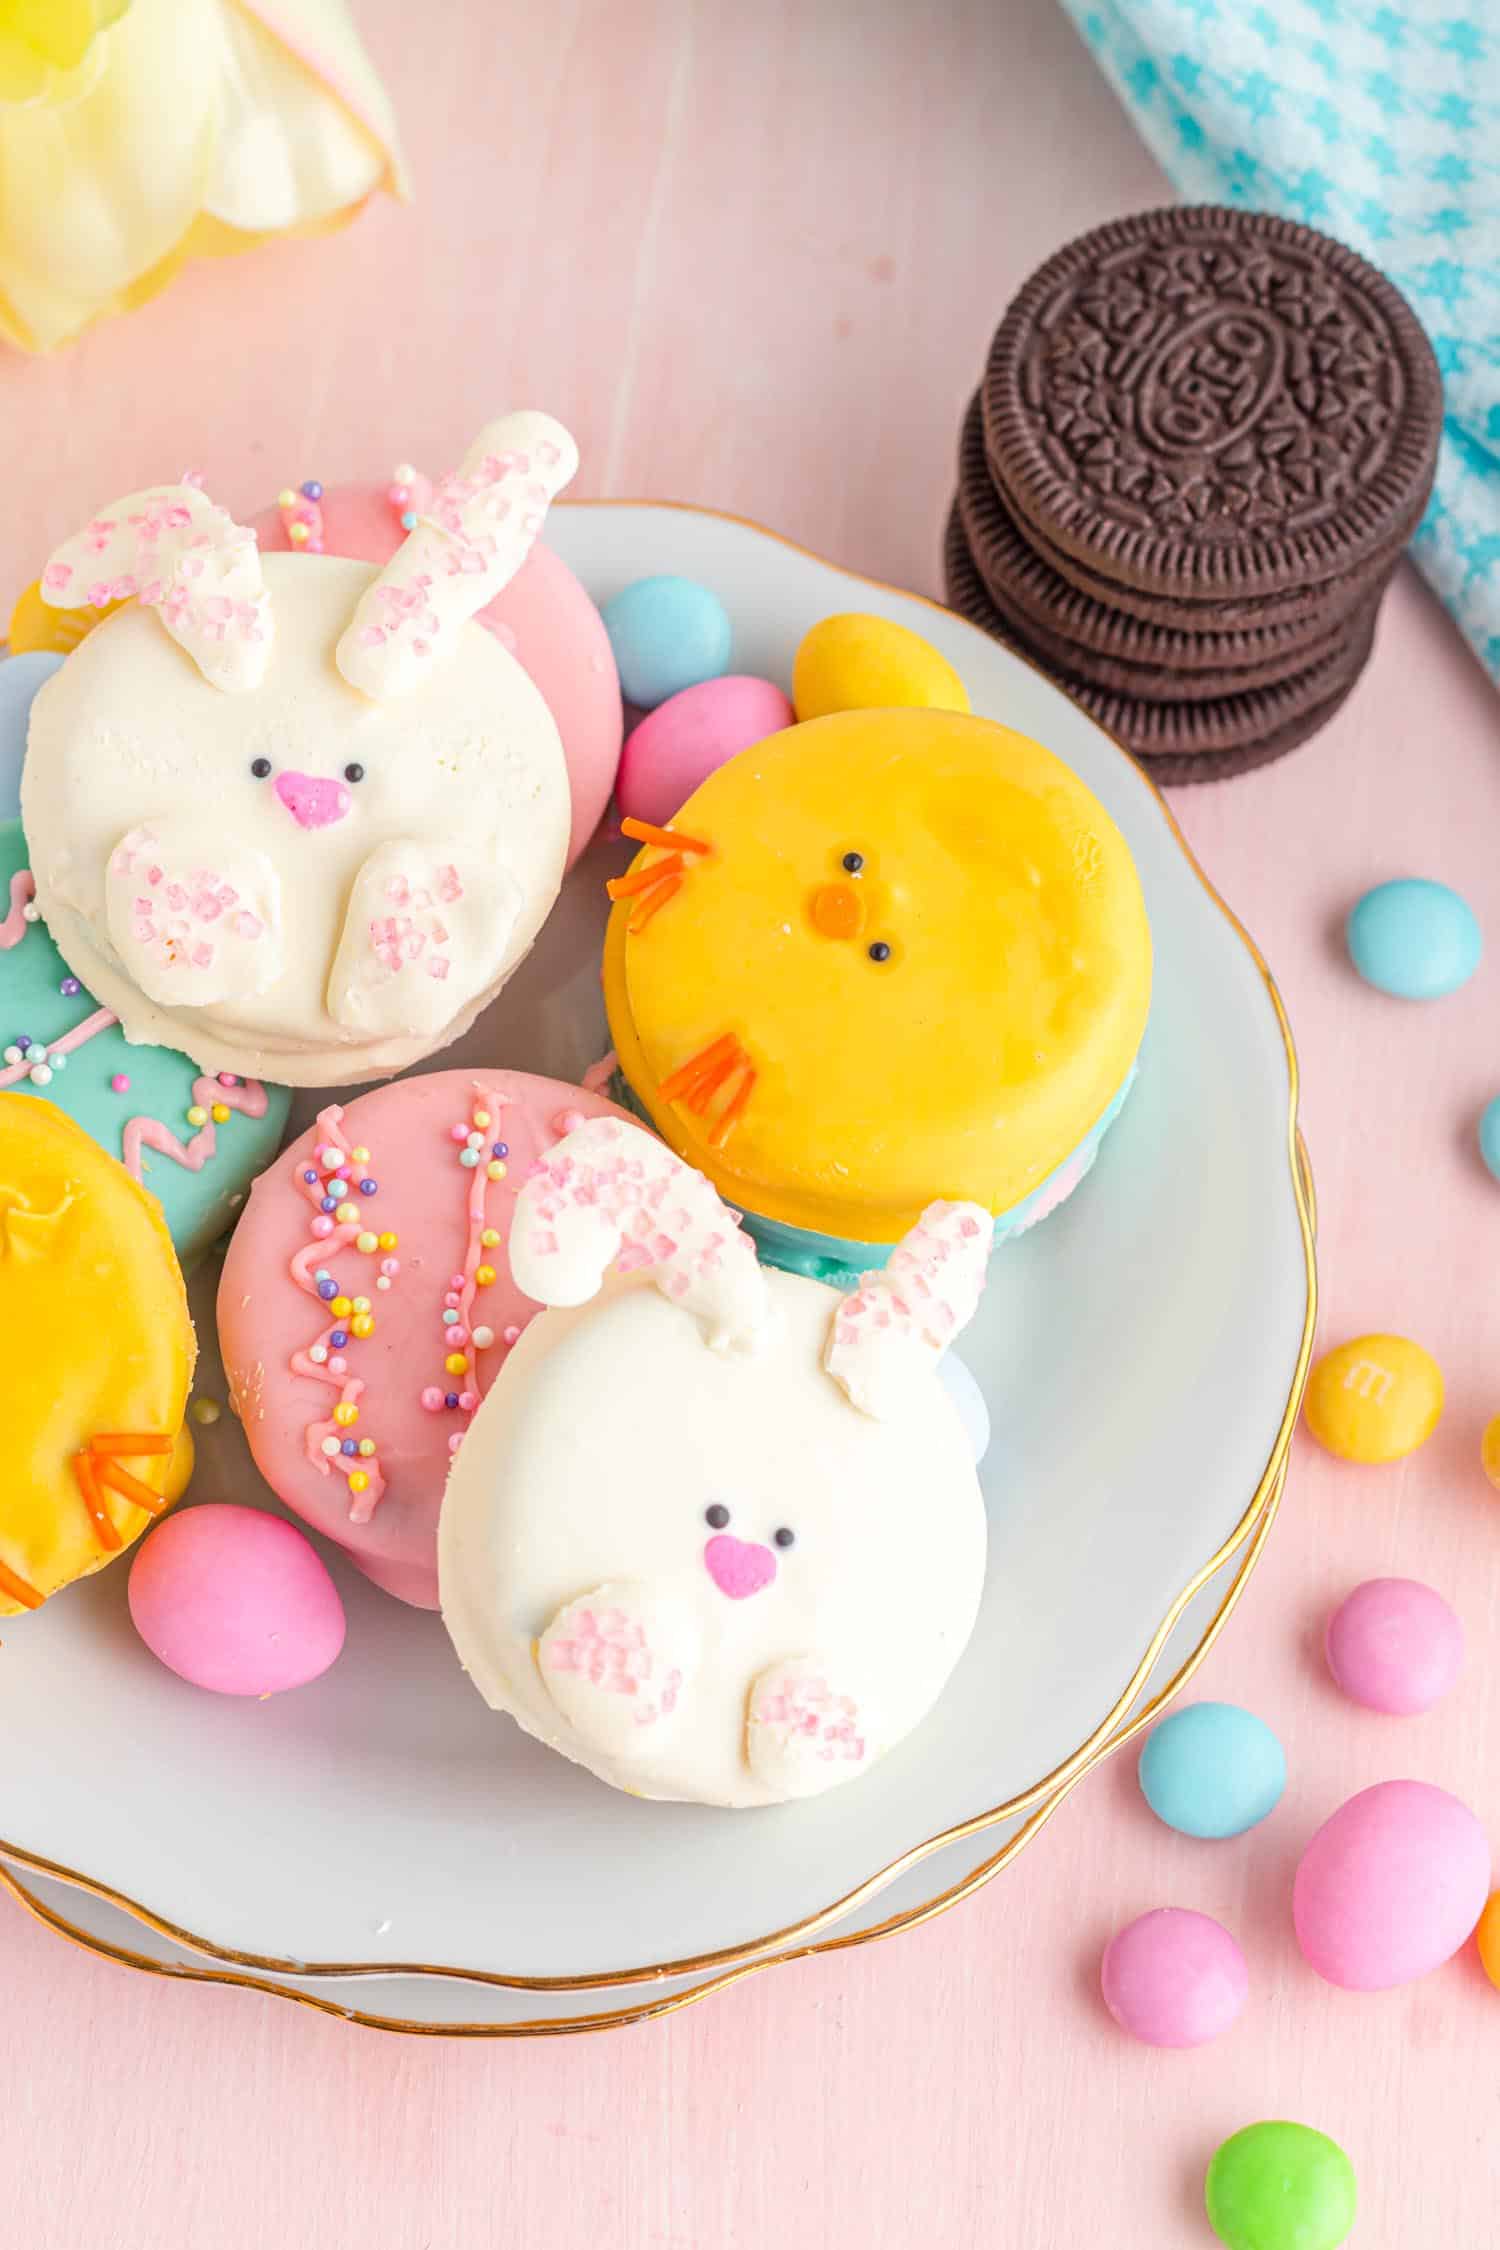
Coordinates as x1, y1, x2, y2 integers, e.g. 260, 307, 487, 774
274, 770, 351, 829
703, 1533, 777, 1600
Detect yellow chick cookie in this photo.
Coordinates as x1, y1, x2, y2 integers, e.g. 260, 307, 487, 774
0, 1096, 194, 1615
603, 707, 1151, 1278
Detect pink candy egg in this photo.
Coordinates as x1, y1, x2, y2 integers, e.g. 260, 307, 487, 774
128, 1504, 346, 1697
1100, 1908, 1248, 2048
1293, 1779, 1490, 1990
1325, 1577, 1463, 1715
617, 674, 795, 827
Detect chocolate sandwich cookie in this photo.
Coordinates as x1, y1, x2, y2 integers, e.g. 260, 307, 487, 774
957, 396, 1366, 697
982, 205, 1442, 613
943, 506, 1375, 784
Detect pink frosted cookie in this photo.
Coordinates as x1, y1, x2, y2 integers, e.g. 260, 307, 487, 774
217, 1068, 634, 1608
253, 471, 622, 868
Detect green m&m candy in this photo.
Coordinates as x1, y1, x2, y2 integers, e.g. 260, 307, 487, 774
1206, 2122, 1356, 2250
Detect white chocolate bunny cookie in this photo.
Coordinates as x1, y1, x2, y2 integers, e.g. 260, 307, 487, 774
439, 1117, 990, 1808
21, 414, 577, 1086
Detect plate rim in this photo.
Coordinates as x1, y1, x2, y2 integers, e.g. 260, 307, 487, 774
0, 499, 1318, 2030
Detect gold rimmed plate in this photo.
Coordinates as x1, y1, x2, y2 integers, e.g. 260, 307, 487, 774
0, 504, 1315, 2032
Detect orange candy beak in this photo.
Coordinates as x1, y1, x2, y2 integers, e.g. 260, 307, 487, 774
808, 880, 865, 941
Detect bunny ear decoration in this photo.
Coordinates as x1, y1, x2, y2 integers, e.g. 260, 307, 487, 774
509, 1115, 770, 1353
42, 483, 272, 694
826, 1201, 992, 1420
336, 410, 580, 700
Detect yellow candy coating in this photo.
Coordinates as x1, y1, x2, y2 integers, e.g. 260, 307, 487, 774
333, 1402, 358, 1428
444, 1351, 468, 1376
0, 1096, 194, 1615
792, 612, 970, 724
1304, 1334, 1444, 1464
330, 1295, 352, 1319
7, 577, 124, 657
604, 707, 1152, 1243
1477, 1892, 1500, 1990
480, 1228, 500, 1249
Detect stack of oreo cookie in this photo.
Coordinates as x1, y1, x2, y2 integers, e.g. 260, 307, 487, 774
946, 207, 1442, 781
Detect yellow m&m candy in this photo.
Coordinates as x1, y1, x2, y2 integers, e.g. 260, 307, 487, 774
1304, 1334, 1443, 1464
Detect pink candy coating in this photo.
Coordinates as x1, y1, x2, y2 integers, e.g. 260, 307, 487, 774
617, 674, 796, 827
128, 1505, 345, 1698
1293, 1779, 1490, 1990
1100, 1908, 1248, 2048
1325, 1577, 1463, 1715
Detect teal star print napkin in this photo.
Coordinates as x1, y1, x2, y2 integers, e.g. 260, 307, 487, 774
1058, 0, 1500, 686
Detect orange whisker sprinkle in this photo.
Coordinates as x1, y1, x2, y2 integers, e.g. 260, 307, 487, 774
708, 1070, 757, 1149
607, 853, 684, 900
620, 817, 710, 856
89, 1432, 172, 1455
658, 1034, 742, 1103
0, 1558, 43, 1610
73, 1453, 122, 1551
629, 875, 683, 932
98, 1460, 169, 1517
684, 1051, 741, 1113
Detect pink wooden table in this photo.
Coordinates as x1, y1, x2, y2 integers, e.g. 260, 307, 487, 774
3, 4, 1496, 2242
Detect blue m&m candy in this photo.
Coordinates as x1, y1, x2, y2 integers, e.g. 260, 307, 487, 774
601, 575, 732, 709
1139, 1702, 1286, 1840
1346, 878, 1480, 1000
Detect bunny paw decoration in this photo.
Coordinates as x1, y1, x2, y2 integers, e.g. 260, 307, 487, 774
440, 1117, 990, 1808
22, 413, 577, 1087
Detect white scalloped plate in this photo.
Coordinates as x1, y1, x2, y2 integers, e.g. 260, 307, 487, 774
0, 504, 1314, 2032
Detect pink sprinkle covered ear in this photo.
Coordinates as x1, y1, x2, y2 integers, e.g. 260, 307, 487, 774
43, 483, 272, 694
825, 1201, 992, 1420
509, 1115, 769, 1353
335, 410, 579, 700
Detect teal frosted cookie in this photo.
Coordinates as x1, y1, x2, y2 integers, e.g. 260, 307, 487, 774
0, 819, 289, 1264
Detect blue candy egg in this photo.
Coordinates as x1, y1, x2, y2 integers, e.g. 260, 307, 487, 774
0, 651, 65, 822
1346, 878, 1481, 1000
601, 575, 732, 709
1138, 1701, 1286, 1840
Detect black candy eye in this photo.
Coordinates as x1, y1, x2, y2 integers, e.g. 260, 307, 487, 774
343, 762, 365, 784
249, 757, 272, 779
868, 941, 891, 962
705, 1503, 730, 1529
773, 1527, 796, 1549
841, 851, 864, 874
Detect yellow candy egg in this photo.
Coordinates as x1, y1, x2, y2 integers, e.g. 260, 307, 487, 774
1304, 1334, 1443, 1464
791, 612, 969, 724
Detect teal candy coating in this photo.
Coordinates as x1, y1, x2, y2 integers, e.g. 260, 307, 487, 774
1139, 1701, 1287, 1841
1346, 878, 1481, 1000
0, 651, 64, 820
608, 1057, 1139, 1287
601, 575, 733, 709
0, 819, 290, 1266
1478, 1094, 1500, 1183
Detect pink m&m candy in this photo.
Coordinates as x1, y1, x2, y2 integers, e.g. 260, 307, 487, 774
1101, 1908, 1248, 2048
129, 1504, 346, 1697
616, 674, 794, 827
1325, 1577, 1463, 1715
1293, 1779, 1490, 1990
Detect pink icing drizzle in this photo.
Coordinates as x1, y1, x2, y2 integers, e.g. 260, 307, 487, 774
122, 1073, 269, 1180
0, 1005, 117, 1089
289, 1106, 389, 1526
0, 868, 36, 949
438, 1083, 510, 1430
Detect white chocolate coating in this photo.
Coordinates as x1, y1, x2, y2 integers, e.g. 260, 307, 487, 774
439, 1269, 987, 1809
22, 554, 569, 1086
